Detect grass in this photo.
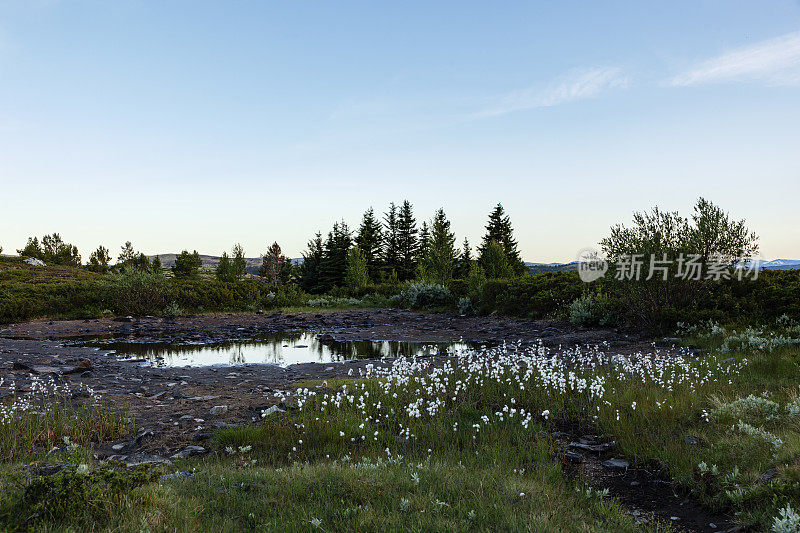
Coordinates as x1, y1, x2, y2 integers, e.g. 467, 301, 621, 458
2, 320, 800, 530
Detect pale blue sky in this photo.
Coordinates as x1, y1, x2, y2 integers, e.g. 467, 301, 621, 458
1, 1, 799, 261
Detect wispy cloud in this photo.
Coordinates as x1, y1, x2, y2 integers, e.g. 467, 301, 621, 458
474, 66, 629, 118
671, 31, 800, 87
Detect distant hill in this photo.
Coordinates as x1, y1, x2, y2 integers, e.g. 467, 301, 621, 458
525, 262, 578, 275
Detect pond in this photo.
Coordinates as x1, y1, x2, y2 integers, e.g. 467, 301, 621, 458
90, 332, 483, 367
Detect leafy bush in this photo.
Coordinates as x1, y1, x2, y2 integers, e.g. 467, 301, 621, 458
112, 269, 170, 316
389, 282, 452, 309
568, 293, 618, 327
11, 466, 158, 527
476, 272, 583, 318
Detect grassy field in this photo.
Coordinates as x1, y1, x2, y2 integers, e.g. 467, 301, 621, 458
2, 319, 800, 531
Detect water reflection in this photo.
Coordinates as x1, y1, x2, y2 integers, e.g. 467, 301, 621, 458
96, 332, 481, 367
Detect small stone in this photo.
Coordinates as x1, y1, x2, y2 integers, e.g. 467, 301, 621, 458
601, 458, 629, 470
685, 436, 700, 445
564, 451, 583, 463
210, 405, 228, 415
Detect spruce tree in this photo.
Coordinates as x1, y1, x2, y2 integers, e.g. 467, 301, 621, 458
396, 200, 418, 281
382, 203, 400, 278
355, 208, 384, 282
478, 203, 525, 275
418, 221, 430, 262
151, 255, 162, 272
299, 232, 324, 293
216, 252, 233, 282
319, 221, 352, 290
231, 243, 247, 281
419, 209, 458, 285
457, 237, 472, 278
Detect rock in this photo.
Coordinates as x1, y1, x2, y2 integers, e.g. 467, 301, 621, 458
23, 257, 46, 266
171, 445, 207, 459
77, 358, 93, 370
601, 458, 629, 470
113, 316, 134, 323
160, 471, 194, 482
261, 405, 285, 417
655, 337, 681, 347
12, 362, 36, 373
568, 441, 614, 453
122, 453, 171, 467
685, 436, 700, 445
564, 451, 583, 463
210, 405, 228, 415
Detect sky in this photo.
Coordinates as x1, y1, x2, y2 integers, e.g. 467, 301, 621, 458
1, 1, 799, 262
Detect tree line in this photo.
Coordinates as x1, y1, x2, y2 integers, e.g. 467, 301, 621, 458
297, 202, 527, 293
9, 202, 528, 291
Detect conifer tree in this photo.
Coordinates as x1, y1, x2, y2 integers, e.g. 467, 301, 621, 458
457, 237, 473, 278
260, 242, 284, 284
231, 243, 247, 281
151, 255, 162, 272
319, 221, 352, 290
355, 208, 384, 282
396, 200, 418, 281
419, 209, 458, 285
382, 203, 400, 277
478, 203, 525, 275
418, 221, 431, 262
118, 241, 137, 265
172, 250, 202, 278
299, 232, 324, 293
216, 252, 233, 282
88, 246, 111, 273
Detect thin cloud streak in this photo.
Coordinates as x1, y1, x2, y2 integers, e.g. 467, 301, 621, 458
473, 66, 629, 118
671, 31, 800, 87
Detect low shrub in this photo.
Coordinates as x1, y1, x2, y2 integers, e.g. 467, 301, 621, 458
568, 292, 619, 327
112, 269, 171, 316
389, 282, 453, 309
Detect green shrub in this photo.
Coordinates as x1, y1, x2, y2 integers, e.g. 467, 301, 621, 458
568, 292, 618, 327
112, 269, 170, 316
390, 282, 452, 309
9, 466, 158, 527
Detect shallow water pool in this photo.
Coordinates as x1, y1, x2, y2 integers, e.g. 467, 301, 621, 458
93, 332, 482, 367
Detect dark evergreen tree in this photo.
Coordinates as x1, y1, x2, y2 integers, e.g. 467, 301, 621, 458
355, 208, 384, 282
382, 203, 400, 278
172, 250, 202, 278
231, 244, 247, 281
118, 241, 137, 265
87, 246, 111, 273
478, 203, 525, 275
419, 208, 458, 285
299, 232, 324, 293
319, 221, 352, 290
151, 255, 162, 272
418, 221, 431, 262
216, 252, 233, 282
396, 200, 418, 281
457, 237, 473, 278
